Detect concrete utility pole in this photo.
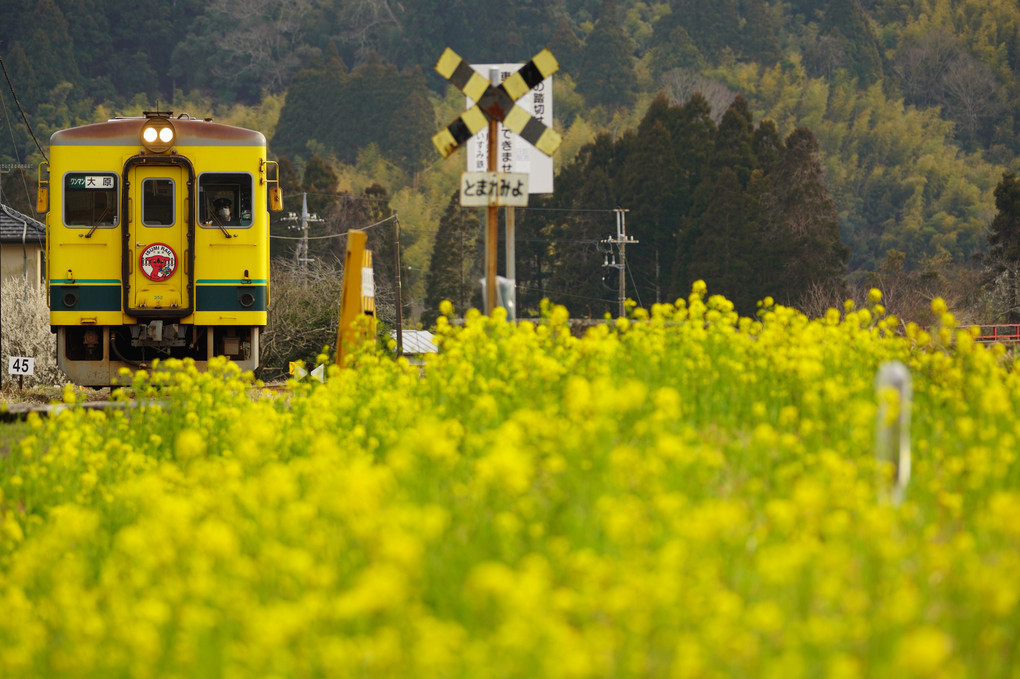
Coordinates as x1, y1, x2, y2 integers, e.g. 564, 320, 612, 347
601, 208, 636, 318
283, 192, 323, 276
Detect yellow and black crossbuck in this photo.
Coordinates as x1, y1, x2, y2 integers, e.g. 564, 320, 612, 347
431, 47, 562, 159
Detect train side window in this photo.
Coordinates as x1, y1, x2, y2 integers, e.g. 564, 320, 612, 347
64, 172, 118, 228
141, 178, 175, 227
198, 173, 254, 228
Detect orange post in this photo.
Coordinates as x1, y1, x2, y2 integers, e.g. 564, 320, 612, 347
337, 230, 372, 367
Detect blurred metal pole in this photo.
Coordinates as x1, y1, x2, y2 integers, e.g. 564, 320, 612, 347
876, 361, 912, 505
484, 68, 499, 315
393, 214, 403, 357
506, 206, 516, 317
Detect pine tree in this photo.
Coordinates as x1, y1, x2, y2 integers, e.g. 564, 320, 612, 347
542, 134, 621, 317
549, 16, 584, 77
576, 0, 637, 111
740, 0, 782, 64
820, 0, 884, 84
301, 155, 340, 261
672, 0, 741, 62
677, 167, 759, 311
619, 96, 685, 304
756, 127, 848, 304
423, 193, 482, 326
713, 95, 758, 188
987, 172, 1020, 321
988, 172, 1020, 266
647, 8, 704, 77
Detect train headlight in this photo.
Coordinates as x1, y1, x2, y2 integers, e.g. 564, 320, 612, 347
140, 119, 176, 153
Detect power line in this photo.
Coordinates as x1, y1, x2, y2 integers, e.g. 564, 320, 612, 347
0, 56, 48, 162
283, 191, 392, 202
517, 283, 616, 306
519, 206, 621, 213
269, 213, 397, 240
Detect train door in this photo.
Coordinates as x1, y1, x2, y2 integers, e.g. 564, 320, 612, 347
125, 164, 192, 314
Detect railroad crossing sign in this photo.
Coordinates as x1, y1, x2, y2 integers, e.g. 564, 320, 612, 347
431, 48, 562, 159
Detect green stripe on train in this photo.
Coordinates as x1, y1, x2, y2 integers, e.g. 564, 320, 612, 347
50, 284, 121, 311
196, 285, 267, 312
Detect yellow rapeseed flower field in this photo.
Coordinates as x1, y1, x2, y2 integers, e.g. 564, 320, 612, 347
1, 285, 1018, 677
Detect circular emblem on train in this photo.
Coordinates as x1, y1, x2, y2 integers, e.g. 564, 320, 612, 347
139, 243, 178, 282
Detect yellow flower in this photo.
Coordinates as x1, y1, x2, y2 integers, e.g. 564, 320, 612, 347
175, 428, 206, 461
895, 626, 953, 677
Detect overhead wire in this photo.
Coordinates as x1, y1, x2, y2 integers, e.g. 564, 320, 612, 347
0, 69, 33, 206
269, 213, 397, 240
0, 55, 48, 162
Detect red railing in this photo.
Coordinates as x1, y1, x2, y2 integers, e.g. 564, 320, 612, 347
968, 324, 1020, 344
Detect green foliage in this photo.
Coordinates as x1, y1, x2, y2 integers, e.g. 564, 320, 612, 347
756, 127, 848, 305
273, 54, 434, 172
817, 0, 885, 84
723, 59, 1002, 272
988, 172, 1020, 267
5, 0, 1020, 320
540, 95, 848, 316
576, 0, 638, 111
423, 193, 483, 327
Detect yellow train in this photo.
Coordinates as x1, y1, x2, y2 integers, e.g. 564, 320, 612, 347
37, 110, 282, 385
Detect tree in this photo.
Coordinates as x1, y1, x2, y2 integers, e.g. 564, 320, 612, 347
988, 172, 1020, 265
740, 0, 782, 65
712, 95, 757, 188
618, 95, 704, 304
269, 157, 304, 260
549, 16, 584, 77
540, 134, 622, 317
423, 193, 482, 326
818, 0, 884, 84
894, 31, 1004, 151
647, 9, 704, 77
300, 155, 340, 262
756, 127, 848, 305
676, 166, 759, 312
576, 0, 637, 111
671, 0, 741, 62
169, 0, 315, 102
272, 52, 435, 171
271, 48, 346, 158
986, 172, 1020, 321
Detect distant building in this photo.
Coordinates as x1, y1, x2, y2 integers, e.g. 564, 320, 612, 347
1, 203, 45, 286
392, 329, 438, 365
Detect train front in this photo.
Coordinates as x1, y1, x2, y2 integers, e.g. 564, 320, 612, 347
43, 111, 280, 385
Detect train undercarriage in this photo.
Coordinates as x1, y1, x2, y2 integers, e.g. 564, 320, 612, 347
56, 324, 260, 386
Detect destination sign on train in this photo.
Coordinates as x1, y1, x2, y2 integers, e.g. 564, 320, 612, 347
67, 174, 115, 189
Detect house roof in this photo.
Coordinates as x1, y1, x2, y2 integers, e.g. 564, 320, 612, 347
0, 204, 44, 244
391, 329, 438, 354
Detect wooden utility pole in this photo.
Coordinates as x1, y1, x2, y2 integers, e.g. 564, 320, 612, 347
430, 47, 563, 317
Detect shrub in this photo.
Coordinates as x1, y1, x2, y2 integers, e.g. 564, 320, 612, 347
259, 259, 344, 381
0, 277, 64, 387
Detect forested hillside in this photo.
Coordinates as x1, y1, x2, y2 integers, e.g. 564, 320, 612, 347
2, 0, 1019, 320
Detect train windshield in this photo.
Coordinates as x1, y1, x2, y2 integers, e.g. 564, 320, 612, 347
198, 173, 253, 228
64, 172, 118, 227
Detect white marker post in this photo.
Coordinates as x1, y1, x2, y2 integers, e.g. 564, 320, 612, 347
875, 361, 912, 505
8, 356, 35, 391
